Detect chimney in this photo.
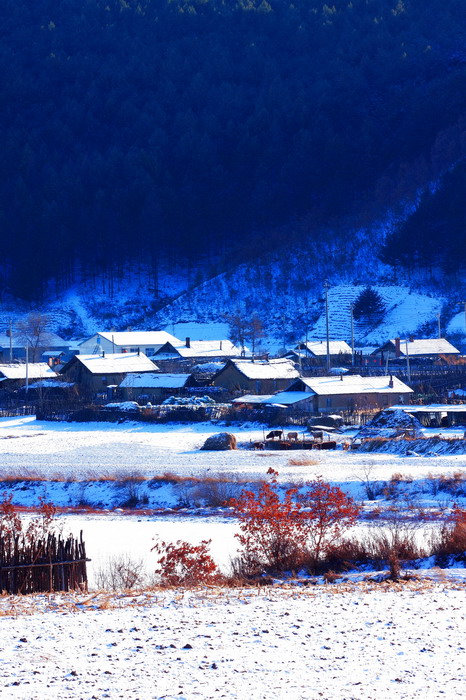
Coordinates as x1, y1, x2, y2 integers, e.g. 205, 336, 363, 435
185, 337, 191, 348
102, 351, 105, 358
138, 347, 140, 355
340, 374, 343, 381
220, 341, 222, 350
409, 336, 414, 343
395, 337, 401, 358
389, 374, 393, 388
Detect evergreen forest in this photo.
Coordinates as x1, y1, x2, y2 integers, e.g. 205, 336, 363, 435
1, 0, 466, 298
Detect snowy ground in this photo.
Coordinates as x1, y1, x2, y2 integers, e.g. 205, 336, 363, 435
1, 583, 466, 699
1, 416, 466, 485
2, 418, 466, 698
2, 416, 466, 587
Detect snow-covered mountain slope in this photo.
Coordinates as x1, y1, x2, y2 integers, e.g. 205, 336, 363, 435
310, 286, 444, 346
1, 220, 465, 351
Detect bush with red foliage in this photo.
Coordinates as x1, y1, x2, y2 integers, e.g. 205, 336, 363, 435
230, 471, 360, 575
431, 506, 466, 561
0, 493, 57, 546
152, 538, 220, 586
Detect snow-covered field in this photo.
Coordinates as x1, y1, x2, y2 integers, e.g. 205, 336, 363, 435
1, 416, 466, 485
1, 417, 466, 698
1, 583, 466, 699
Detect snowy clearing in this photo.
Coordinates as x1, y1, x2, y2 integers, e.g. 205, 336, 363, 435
1, 416, 466, 485
1, 583, 465, 699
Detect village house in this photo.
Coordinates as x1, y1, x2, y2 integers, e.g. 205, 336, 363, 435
77, 331, 180, 357
211, 358, 299, 395
153, 337, 242, 365
60, 352, 159, 396
267, 374, 413, 413
372, 337, 461, 362
295, 340, 352, 360
0, 363, 58, 393
0, 332, 70, 363
119, 372, 192, 403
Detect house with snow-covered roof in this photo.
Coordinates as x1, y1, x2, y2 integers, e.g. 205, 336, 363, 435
267, 374, 413, 413
0, 332, 70, 363
296, 340, 352, 358
153, 338, 242, 362
371, 337, 460, 361
78, 331, 180, 357
0, 363, 58, 392
119, 372, 191, 402
60, 352, 159, 396
212, 358, 299, 395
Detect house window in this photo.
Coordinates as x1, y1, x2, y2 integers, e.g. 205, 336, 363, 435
130, 347, 138, 352
146, 348, 154, 356
326, 397, 332, 408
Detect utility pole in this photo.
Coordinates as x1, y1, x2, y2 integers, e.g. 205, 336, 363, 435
437, 313, 441, 339
25, 345, 29, 394
350, 304, 355, 366
405, 339, 411, 383
9, 319, 12, 362
324, 279, 330, 373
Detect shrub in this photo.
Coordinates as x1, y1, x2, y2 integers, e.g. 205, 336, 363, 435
95, 553, 146, 591
430, 507, 466, 562
0, 493, 57, 545
230, 471, 360, 576
152, 539, 220, 586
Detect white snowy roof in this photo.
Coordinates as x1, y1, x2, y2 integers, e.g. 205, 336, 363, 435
300, 340, 352, 356
289, 375, 413, 396
0, 363, 58, 380
265, 391, 313, 406
230, 359, 299, 380
81, 331, 180, 348
388, 404, 466, 413
156, 340, 241, 359
377, 338, 460, 356
120, 373, 190, 389
72, 353, 158, 375
232, 394, 275, 405
27, 380, 75, 389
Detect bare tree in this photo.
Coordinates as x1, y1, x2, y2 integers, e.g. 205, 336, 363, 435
15, 312, 52, 362
224, 311, 265, 356
224, 311, 249, 355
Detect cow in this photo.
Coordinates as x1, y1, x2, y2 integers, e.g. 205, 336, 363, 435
287, 432, 298, 441
253, 441, 265, 450
266, 430, 283, 440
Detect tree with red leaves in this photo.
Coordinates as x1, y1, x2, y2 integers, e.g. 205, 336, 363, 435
298, 477, 360, 572
152, 538, 220, 587
230, 471, 360, 575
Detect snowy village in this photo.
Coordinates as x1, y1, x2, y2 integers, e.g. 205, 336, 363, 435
3, 0, 466, 696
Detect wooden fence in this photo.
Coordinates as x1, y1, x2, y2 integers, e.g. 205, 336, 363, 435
0, 531, 89, 594
0, 405, 36, 418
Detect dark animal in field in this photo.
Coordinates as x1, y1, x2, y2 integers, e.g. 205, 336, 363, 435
287, 432, 298, 441
253, 441, 265, 450
266, 430, 283, 440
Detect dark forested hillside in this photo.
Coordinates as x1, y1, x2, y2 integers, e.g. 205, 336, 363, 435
382, 160, 466, 273
1, 0, 466, 298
